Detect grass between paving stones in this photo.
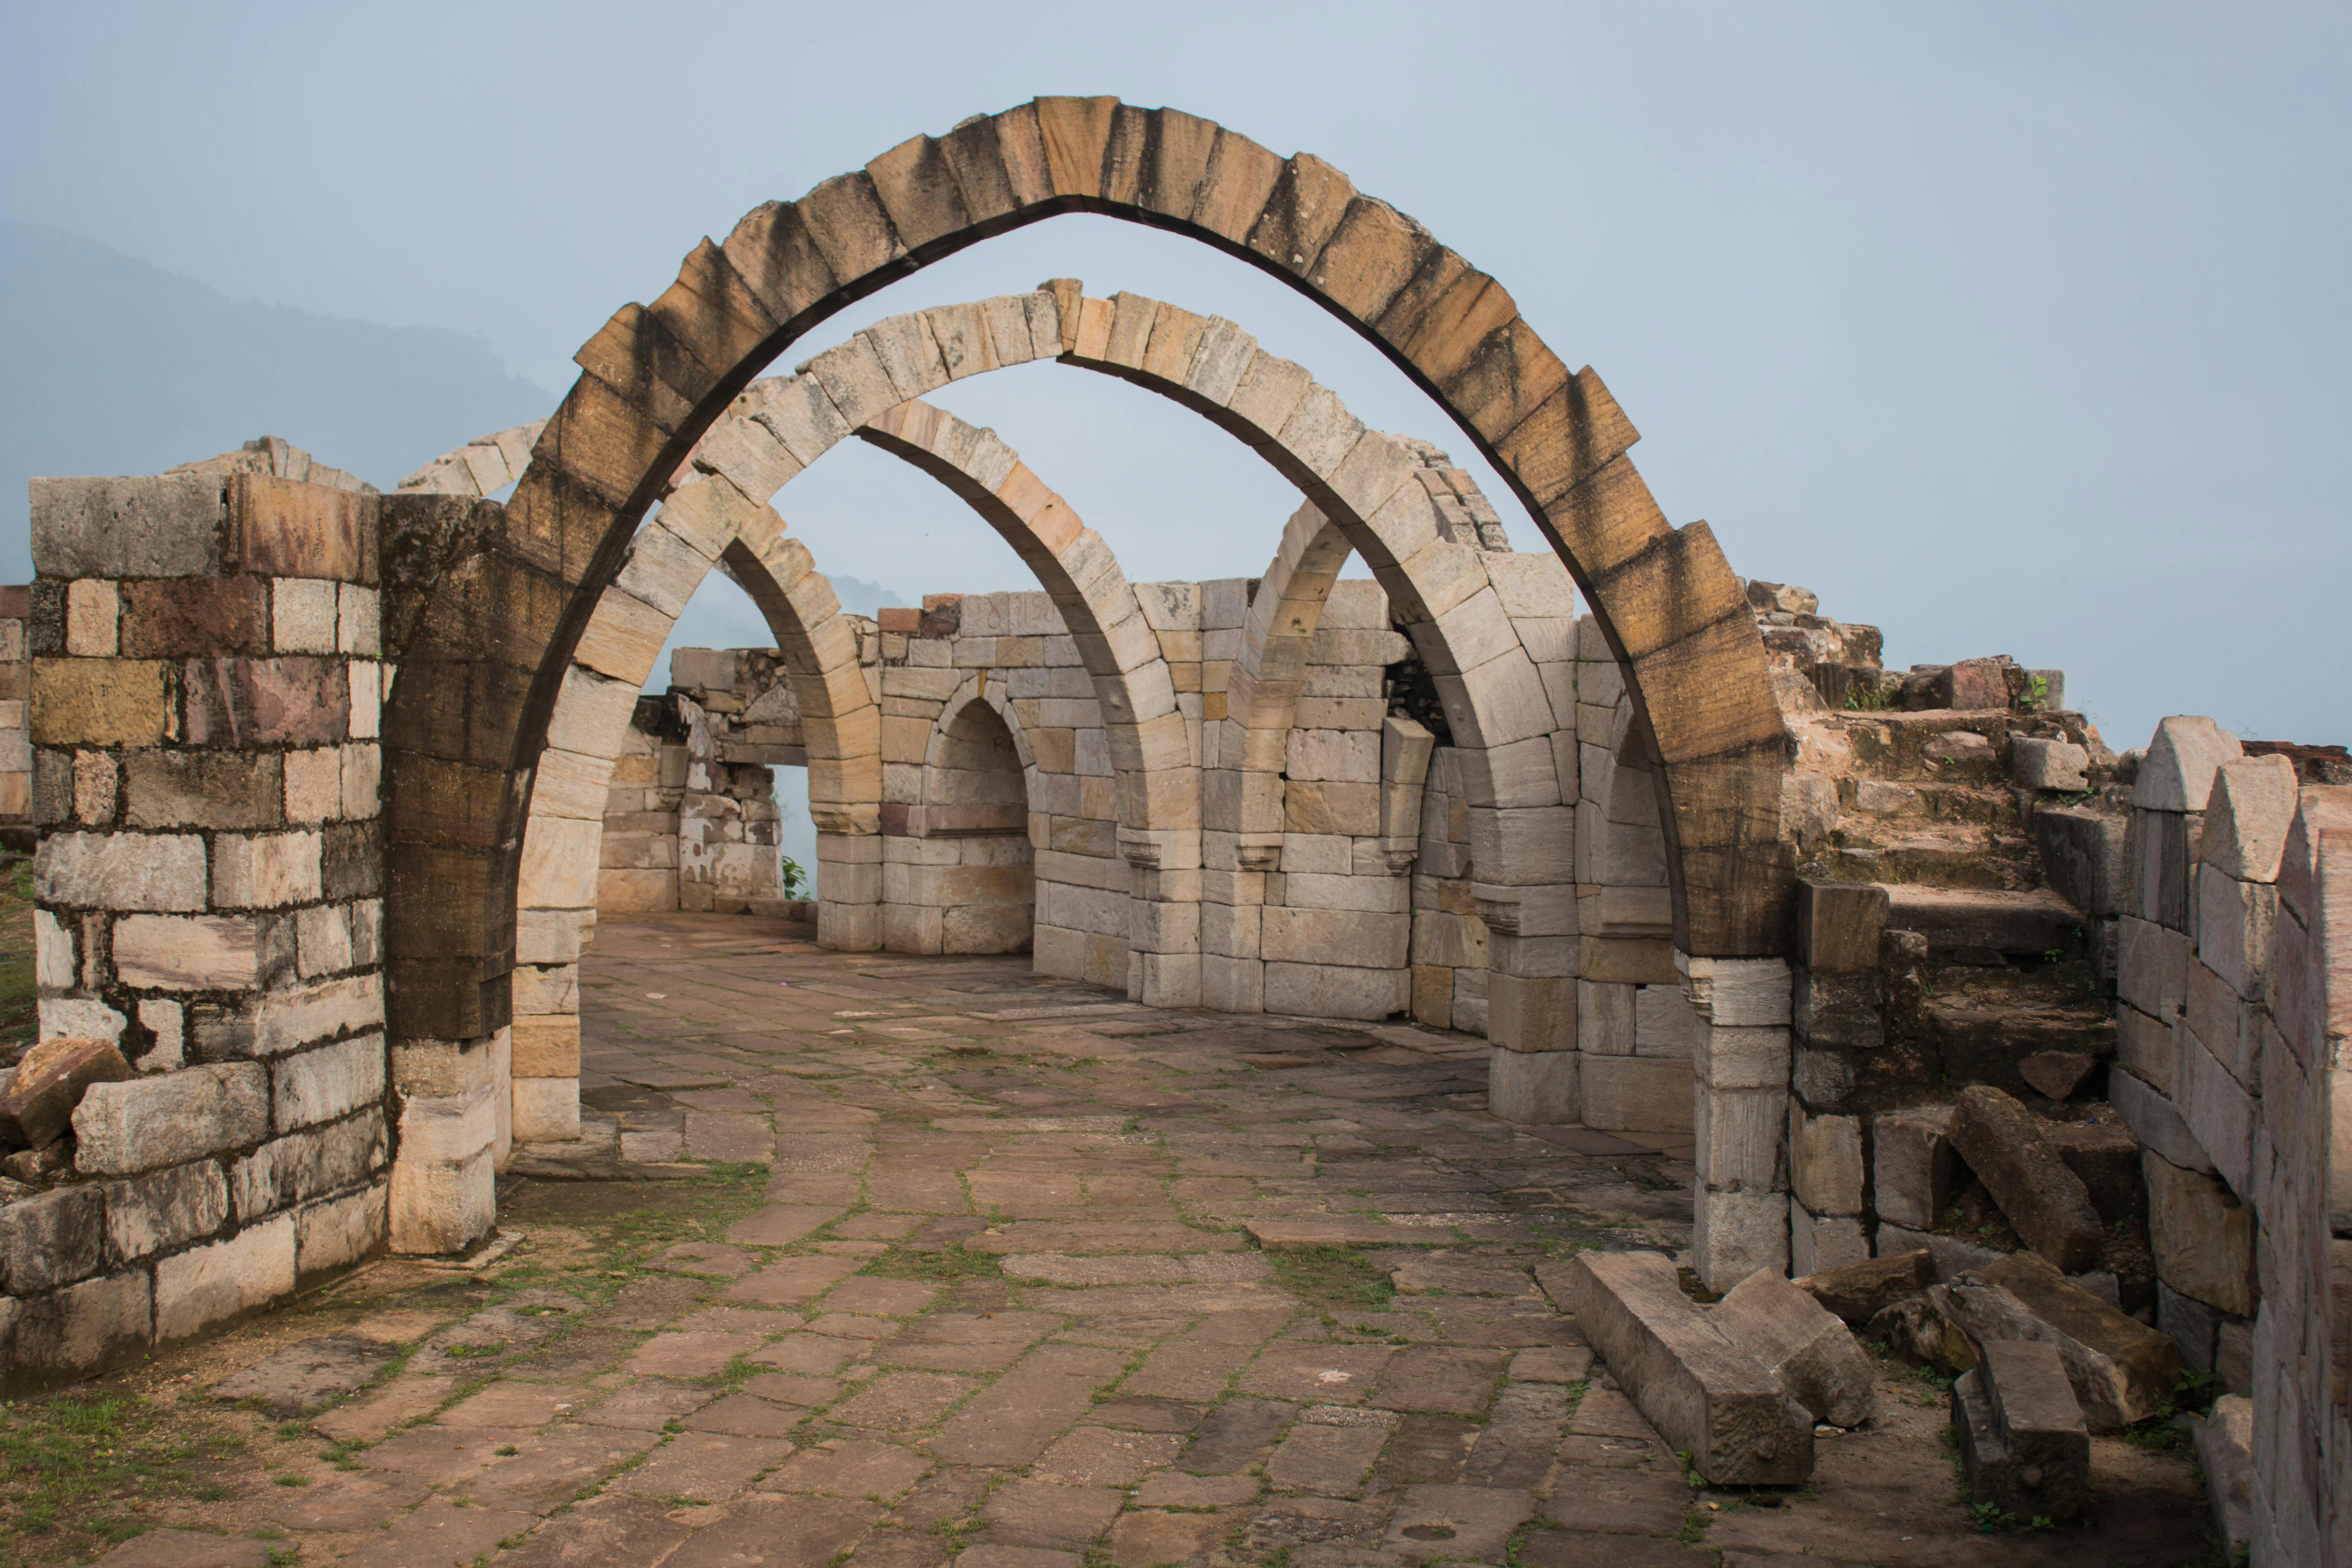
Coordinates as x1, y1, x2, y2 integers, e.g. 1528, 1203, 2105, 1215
1264, 1245, 1392, 1311
0, 1385, 259, 1565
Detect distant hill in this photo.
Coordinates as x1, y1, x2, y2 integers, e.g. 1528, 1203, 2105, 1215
0, 221, 553, 580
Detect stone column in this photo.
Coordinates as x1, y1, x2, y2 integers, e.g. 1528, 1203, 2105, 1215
1684, 953, 1795, 1292
21, 471, 390, 1376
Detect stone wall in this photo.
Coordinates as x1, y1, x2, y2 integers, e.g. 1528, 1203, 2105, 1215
0, 587, 28, 845
16, 470, 390, 1386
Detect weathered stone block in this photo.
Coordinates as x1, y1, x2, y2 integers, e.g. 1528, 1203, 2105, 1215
2143, 1152, 2255, 1315
1486, 1045, 1577, 1124
30, 475, 224, 578
73, 1062, 270, 1175
0, 1183, 106, 1291
2132, 717, 2240, 812
1951, 1339, 2089, 1522
211, 831, 324, 910
105, 1160, 230, 1260
1934, 1252, 2181, 1430
1789, 1106, 1864, 1217
35, 831, 207, 912
123, 751, 282, 831
2010, 736, 2088, 792
1579, 1054, 1690, 1133
1795, 1250, 1933, 1326
2199, 755, 2297, 882
155, 1212, 295, 1340
2036, 806, 2127, 918
295, 1182, 387, 1280
1948, 1086, 2104, 1273
1713, 1268, 1877, 1428
271, 1035, 385, 1133
1871, 1106, 1961, 1233
1693, 1189, 1789, 1293
0, 1035, 132, 1149
112, 914, 263, 990
1695, 1085, 1786, 1191
1548, 1249, 1810, 1484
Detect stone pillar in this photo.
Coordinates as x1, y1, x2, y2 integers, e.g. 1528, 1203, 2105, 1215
1476, 805, 1580, 1124
21, 470, 390, 1376
1684, 952, 1795, 1292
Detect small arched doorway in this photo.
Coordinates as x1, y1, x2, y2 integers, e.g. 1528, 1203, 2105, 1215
891, 689, 1036, 955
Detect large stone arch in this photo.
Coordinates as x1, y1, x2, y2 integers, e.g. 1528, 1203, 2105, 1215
380, 99, 1785, 1081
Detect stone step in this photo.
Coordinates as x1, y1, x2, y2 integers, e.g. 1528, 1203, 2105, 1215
1842, 778, 2020, 828
1883, 885, 2084, 956
1829, 832, 2040, 890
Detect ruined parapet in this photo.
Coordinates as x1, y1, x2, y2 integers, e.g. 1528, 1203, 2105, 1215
15, 468, 391, 1385
169, 435, 375, 496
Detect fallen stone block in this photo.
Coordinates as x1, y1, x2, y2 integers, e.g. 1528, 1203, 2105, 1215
2011, 736, 2089, 792
2192, 1394, 2253, 1559
1946, 1086, 2104, 1273
1933, 1253, 2181, 1430
1865, 1294, 1977, 1376
1951, 1339, 2089, 1523
2046, 1112, 2145, 1226
2017, 1050, 2095, 1101
0, 1036, 131, 1150
1712, 1269, 1877, 1428
1871, 1107, 1961, 1232
210, 1335, 399, 1417
1795, 1250, 1933, 1326
1551, 1250, 1811, 1484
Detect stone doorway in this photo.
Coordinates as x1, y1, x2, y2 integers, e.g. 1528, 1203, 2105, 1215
891, 693, 1035, 955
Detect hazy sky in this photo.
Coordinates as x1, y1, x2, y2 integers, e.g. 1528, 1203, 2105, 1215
3, 2, 2345, 752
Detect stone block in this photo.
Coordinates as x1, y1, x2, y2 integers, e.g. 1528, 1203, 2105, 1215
124, 751, 281, 831
1789, 1202, 1869, 1277
1947, 1086, 2104, 1273
1933, 1252, 2181, 1430
73, 1062, 270, 1175
1632, 983, 1698, 1059
1548, 1249, 1810, 1484
31, 658, 172, 747
1682, 956, 1793, 1026
1712, 1268, 1877, 1427
2108, 1068, 2215, 1175
155, 1212, 296, 1340
31, 475, 224, 578
1486, 1046, 1577, 1124
1692, 1023, 1790, 1090
105, 1159, 230, 1260
1788, 1106, 1864, 1217
35, 831, 208, 912
389, 1145, 496, 1256
2010, 736, 2088, 792
211, 830, 324, 909
181, 656, 349, 747
1795, 1249, 1933, 1326
112, 914, 263, 991
2036, 806, 2127, 917
2142, 1152, 2254, 1315
1872, 1107, 1961, 1232
230, 1110, 386, 1219
2196, 867, 2275, 998
2177, 1028, 2254, 1196
2132, 716, 2240, 812
1486, 971, 1573, 1053
1693, 1189, 1789, 1293
1694, 1086, 1786, 1191
12, 1267, 152, 1375
1951, 1340, 2089, 1523
272, 1035, 385, 1132
0, 1183, 106, 1290
294, 1182, 386, 1280
2192, 1395, 2253, 1559
0, 1035, 132, 1149
513, 1077, 581, 1144
1578, 1054, 1689, 1133
1575, 980, 1635, 1055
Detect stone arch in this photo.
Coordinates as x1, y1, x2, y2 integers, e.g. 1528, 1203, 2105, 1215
895, 676, 1040, 955
380, 101, 1786, 1090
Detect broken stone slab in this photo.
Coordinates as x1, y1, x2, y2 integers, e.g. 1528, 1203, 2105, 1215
1932, 1253, 2181, 1430
210, 1335, 400, 1417
1951, 1339, 2089, 1523
2192, 1394, 2253, 1559
1712, 1270, 1877, 1428
1795, 1250, 1933, 1326
1870, 1107, 1961, 1232
2046, 1111, 2144, 1226
2011, 736, 2089, 792
2017, 1050, 2095, 1100
0, 1036, 131, 1150
1866, 1294, 1977, 1376
1946, 1086, 2104, 1273
1549, 1250, 1811, 1484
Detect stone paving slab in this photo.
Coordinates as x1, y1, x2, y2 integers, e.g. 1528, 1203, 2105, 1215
44, 913, 2208, 1568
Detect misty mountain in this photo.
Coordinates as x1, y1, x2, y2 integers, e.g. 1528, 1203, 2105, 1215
0, 221, 553, 580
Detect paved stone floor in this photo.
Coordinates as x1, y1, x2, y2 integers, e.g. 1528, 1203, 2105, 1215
31, 913, 2212, 1568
